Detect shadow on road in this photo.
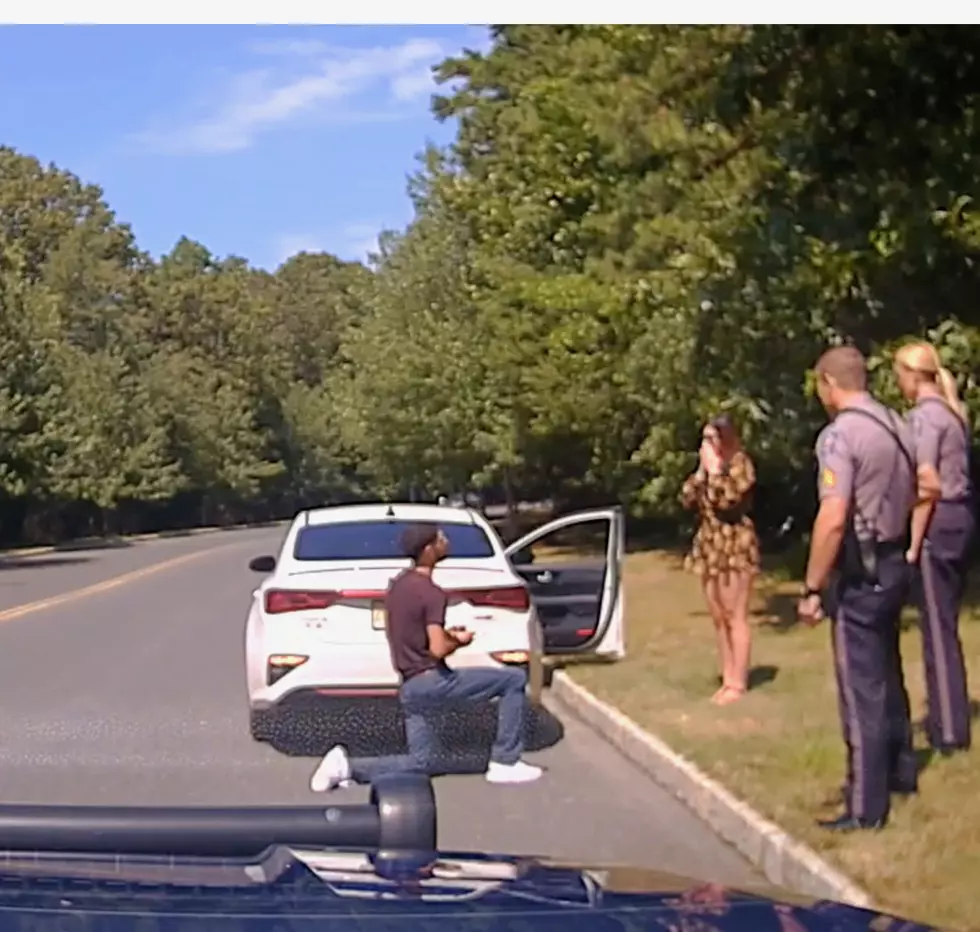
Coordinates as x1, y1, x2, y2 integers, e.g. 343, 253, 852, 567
33, 539, 134, 554
264, 700, 565, 761
0, 555, 93, 570
1, 520, 286, 557
154, 522, 283, 540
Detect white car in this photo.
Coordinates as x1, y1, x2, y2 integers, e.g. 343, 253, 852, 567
244, 502, 625, 741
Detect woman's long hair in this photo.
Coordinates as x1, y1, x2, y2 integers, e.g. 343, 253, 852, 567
894, 341, 968, 424
710, 413, 742, 461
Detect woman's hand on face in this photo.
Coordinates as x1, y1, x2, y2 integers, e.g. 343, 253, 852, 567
698, 440, 710, 471
699, 439, 721, 475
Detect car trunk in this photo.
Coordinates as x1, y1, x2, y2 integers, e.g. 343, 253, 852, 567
273, 563, 523, 645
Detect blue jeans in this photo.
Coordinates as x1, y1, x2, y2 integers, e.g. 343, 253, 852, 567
348, 665, 529, 784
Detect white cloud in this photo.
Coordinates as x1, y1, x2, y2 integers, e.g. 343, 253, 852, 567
390, 68, 438, 102
273, 234, 326, 266
272, 223, 380, 268
134, 37, 447, 156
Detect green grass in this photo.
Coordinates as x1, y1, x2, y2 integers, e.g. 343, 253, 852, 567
565, 547, 980, 932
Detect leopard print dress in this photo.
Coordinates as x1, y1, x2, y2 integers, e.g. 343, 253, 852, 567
681, 450, 760, 578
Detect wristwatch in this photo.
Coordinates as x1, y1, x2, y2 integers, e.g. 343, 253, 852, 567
801, 585, 822, 599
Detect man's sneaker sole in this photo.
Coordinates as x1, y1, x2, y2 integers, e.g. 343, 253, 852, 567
485, 765, 543, 785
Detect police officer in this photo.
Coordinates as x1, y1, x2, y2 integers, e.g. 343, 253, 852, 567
894, 341, 974, 756
797, 346, 917, 831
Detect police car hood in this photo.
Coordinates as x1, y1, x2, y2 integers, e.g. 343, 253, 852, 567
0, 847, 941, 932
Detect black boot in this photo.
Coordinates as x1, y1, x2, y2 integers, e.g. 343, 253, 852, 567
816, 812, 886, 832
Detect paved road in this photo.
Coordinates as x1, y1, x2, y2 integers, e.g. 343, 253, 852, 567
0, 527, 760, 887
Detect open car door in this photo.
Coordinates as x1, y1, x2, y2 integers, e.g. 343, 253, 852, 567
504, 507, 625, 661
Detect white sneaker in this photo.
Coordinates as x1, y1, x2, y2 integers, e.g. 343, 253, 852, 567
310, 745, 352, 792
485, 760, 543, 784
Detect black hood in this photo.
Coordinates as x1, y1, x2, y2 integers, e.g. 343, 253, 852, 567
0, 847, 941, 932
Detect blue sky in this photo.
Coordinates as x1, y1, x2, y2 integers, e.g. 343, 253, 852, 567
0, 25, 490, 270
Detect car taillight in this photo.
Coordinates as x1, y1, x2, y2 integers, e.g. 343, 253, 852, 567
452, 586, 530, 612
265, 589, 340, 614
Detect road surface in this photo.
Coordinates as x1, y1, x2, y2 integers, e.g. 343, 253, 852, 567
0, 526, 760, 886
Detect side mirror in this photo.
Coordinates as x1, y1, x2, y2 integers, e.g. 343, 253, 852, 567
249, 555, 276, 574
510, 547, 534, 567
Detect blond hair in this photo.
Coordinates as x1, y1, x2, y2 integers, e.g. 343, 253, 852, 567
894, 341, 968, 423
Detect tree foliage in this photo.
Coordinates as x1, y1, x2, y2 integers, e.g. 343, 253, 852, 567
3, 26, 979, 544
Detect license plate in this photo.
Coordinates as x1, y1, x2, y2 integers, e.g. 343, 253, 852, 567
371, 601, 386, 631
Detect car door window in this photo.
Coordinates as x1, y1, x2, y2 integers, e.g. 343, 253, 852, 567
511, 520, 610, 567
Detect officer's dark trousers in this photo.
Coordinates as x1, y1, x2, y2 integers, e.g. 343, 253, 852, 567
915, 499, 975, 751
829, 550, 914, 824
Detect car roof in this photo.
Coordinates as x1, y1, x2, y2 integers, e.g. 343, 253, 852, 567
300, 503, 480, 527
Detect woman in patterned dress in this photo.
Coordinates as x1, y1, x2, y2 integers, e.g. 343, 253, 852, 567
681, 414, 760, 705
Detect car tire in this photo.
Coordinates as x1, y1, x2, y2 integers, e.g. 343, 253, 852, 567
542, 665, 555, 689
250, 709, 275, 742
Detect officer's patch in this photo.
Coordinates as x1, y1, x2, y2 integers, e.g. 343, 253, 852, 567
821, 467, 836, 488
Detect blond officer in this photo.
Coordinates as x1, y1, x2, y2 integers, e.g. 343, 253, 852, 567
894, 341, 975, 756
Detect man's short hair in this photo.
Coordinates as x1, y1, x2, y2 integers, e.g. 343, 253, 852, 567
400, 523, 440, 561
815, 345, 867, 391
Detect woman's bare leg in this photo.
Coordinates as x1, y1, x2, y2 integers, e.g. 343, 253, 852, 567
717, 571, 754, 703
734, 570, 754, 685
703, 575, 734, 698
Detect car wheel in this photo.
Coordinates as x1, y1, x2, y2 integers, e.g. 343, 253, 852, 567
542, 665, 555, 689
250, 709, 275, 742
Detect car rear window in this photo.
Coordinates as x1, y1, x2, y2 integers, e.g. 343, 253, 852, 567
293, 521, 496, 561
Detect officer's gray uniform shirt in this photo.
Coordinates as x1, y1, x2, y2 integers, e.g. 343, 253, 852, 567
815, 394, 915, 544
906, 396, 972, 501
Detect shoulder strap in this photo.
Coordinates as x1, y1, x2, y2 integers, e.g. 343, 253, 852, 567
834, 407, 914, 537
836, 407, 915, 475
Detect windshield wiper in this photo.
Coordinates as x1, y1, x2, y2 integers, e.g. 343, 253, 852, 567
0, 773, 435, 860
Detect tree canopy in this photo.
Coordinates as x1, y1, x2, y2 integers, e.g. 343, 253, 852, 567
2, 25, 979, 544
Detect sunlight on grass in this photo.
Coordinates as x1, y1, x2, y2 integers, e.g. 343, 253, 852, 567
570, 548, 980, 932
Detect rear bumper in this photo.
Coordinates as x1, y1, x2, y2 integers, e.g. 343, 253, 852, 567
251, 657, 544, 713
251, 612, 544, 711
252, 684, 399, 711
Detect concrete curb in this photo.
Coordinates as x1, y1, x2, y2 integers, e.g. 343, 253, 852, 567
0, 520, 290, 560
548, 670, 874, 909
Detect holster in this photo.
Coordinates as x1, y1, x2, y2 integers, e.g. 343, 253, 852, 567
837, 525, 878, 585
836, 525, 908, 588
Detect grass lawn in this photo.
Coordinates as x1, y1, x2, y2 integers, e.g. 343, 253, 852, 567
553, 542, 980, 932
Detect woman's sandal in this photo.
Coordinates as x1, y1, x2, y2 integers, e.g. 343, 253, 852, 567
713, 685, 746, 705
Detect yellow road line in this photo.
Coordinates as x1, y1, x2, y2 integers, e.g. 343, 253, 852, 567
0, 543, 238, 624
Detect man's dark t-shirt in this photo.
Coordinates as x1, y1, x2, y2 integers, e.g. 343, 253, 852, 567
385, 569, 449, 683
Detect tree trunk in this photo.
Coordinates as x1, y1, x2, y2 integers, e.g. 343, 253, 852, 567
502, 468, 519, 543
